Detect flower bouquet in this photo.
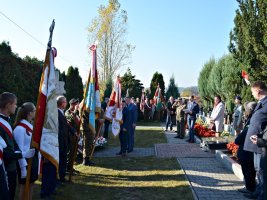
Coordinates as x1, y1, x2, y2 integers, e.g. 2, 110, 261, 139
95, 136, 108, 147
226, 142, 239, 157
194, 123, 215, 137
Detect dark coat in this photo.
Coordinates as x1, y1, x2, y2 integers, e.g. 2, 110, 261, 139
244, 96, 267, 153
121, 106, 131, 131
58, 110, 75, 145
128, 103, 137, 125
0, 115, 22, 172
188, 102, 200, 119
235, 118, 253, 161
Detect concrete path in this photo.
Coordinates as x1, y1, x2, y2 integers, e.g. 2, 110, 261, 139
160, 128, 248, 200
94, 124, 248, 199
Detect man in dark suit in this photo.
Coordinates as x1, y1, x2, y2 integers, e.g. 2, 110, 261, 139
187, 96, 199, 143
126, 97, 137, 153
117, 99, 131, 157
244, 81, 267, 199
57, 96, 76, 183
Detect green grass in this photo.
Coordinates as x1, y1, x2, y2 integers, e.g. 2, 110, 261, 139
18, 122, 193, 200
136, 121, 162, 127
30, 157, 193, 200
107, 126, 166, 147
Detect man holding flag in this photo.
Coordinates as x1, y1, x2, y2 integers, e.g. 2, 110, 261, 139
80, 44, 101, 166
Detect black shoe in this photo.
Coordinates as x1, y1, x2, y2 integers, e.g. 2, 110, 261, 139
174, 136, 179, 138
116, 151, 122, 155
83, 159, 95, 166
244, 192, 258, 199
237, 187, 251, 194
127, 149, 133, 153
40, 194, 51, 199
121, 152, 126, 158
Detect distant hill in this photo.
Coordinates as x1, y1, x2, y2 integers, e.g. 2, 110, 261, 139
178, 86, 198, 96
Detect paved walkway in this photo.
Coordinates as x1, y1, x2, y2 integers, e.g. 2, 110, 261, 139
160, 128, 248, 200
94, 125, 248, 199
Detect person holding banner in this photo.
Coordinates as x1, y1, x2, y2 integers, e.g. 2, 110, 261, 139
126, 97, 137, 153
13, 102, 38, 200
81, 109, 95, 166
0, 135, 9, 200
0, 92, 35, 200
117, 99, 130, 157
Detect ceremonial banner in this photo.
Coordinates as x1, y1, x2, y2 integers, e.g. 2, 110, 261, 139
154, 84, 163, 111
32, 21, 59, 168
140, 89, 145, 113
105, 76, 122, 136
84, 44, 101, 134
242, 70, 250, 85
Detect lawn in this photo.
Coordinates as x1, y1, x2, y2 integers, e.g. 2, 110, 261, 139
18, 122, 194, 200
30, 157, 194, 200
107, 125, 166, 147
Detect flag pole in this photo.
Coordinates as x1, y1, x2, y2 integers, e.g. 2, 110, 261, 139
23, 20, 55, 200
89, 120, 104, 160
69, 69, 91, 182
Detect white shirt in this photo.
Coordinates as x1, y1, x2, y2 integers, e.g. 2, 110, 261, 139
13, 119, 33, 168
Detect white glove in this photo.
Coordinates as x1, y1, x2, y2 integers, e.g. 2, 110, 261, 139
22, 149, 35, 158
21, 166, 27, 178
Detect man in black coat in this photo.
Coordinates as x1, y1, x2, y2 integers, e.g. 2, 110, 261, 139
244, 81, 267, 199
235, 101, 257, 194
57, 96, 76, 183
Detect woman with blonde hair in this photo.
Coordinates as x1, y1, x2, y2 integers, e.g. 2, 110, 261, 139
13, 102, 37, 200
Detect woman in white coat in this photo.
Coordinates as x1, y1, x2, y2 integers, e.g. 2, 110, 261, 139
13, 102, 37, 200
210, 95, 225, 132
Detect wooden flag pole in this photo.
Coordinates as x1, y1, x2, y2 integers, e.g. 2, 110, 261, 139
23, 19, 55, 200
90, 120, 104, 160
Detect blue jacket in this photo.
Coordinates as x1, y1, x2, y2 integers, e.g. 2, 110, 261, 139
235, 118, 253, 161
244, 96, 267, 153
127, 103, 137, 125
121, 106, 131, 131
187, 102, 199, 119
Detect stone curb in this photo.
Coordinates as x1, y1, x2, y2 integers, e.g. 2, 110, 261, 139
215, 150, 244, 180
177, 158, 199, 200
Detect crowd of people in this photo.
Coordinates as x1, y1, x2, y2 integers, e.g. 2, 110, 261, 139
1, 80, 267, 199
0, 93, 100, 199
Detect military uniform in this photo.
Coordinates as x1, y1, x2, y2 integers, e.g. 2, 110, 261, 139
81, 110, 95, 165
174, 102, 186, 138
65, 108, 79, 169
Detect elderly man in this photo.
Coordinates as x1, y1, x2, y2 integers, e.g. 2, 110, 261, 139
244, 81, 267, 199
57, 96, 76, 182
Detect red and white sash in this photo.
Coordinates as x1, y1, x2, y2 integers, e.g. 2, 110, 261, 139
17, 121, 33, 136
0, 117, 13, 139
0, 136, 7, 165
